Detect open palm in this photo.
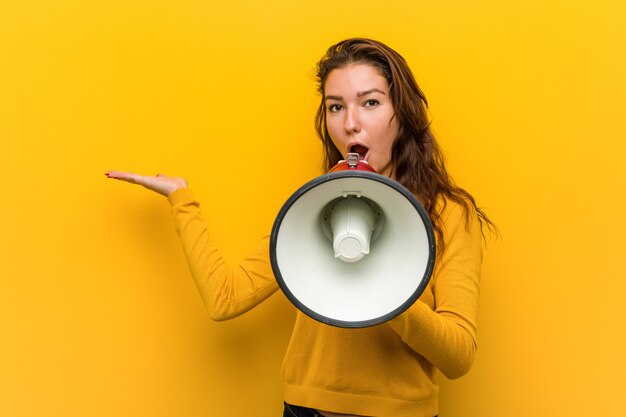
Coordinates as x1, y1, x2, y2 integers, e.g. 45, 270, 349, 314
105, 171, 187, 197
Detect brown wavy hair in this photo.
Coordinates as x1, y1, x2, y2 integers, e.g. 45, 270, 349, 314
314, 38, 496, 252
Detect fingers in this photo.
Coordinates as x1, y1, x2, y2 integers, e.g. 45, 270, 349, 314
105, 170, 152, 190
105, 170, 138, 181
106, 170, 154, 184
106, 170, 187, 197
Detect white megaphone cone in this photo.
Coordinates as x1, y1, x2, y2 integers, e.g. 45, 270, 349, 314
270, 153, 436, 328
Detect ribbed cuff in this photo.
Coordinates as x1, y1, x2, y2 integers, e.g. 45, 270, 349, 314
167, 188, 196, 206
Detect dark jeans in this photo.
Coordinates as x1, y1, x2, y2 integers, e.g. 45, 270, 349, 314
283, 402, 437, 417
283, 402, 323, 417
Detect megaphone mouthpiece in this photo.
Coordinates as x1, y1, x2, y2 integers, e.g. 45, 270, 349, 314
329, 153, 377, 173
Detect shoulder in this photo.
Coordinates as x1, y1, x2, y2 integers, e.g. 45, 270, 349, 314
437, 196, 477, 227
435, 196, 482, 246
430, 197, 483, 286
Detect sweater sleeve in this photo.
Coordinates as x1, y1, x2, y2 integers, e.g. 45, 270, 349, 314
167, 188, 279, 321
387, 201, 483, 379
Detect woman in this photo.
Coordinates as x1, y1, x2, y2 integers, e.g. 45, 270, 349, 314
107, 38, 495, 417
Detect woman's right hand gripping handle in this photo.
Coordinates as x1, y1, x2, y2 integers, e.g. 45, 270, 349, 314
105, 170, 188, 197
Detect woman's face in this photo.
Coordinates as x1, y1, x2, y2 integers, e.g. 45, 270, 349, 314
324, 63, 399, 177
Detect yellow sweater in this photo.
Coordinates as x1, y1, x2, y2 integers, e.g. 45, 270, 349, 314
168, 188, 483, 417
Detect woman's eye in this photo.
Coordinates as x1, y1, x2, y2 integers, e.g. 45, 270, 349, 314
364, 99, 379, 108
328, 104, 343, 113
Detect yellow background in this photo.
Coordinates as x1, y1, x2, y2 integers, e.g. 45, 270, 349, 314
1, 0, 625, 416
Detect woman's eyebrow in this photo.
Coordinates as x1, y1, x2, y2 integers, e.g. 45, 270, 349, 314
325, 88, 386, 101
357, 88, 385, 97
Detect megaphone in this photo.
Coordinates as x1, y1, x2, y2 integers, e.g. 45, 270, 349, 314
270, 153, 436, 328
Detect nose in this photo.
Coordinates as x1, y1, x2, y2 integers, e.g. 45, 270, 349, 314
344, 106, 361, 134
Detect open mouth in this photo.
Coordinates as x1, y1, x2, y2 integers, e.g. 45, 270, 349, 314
349, 144, 369, 161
